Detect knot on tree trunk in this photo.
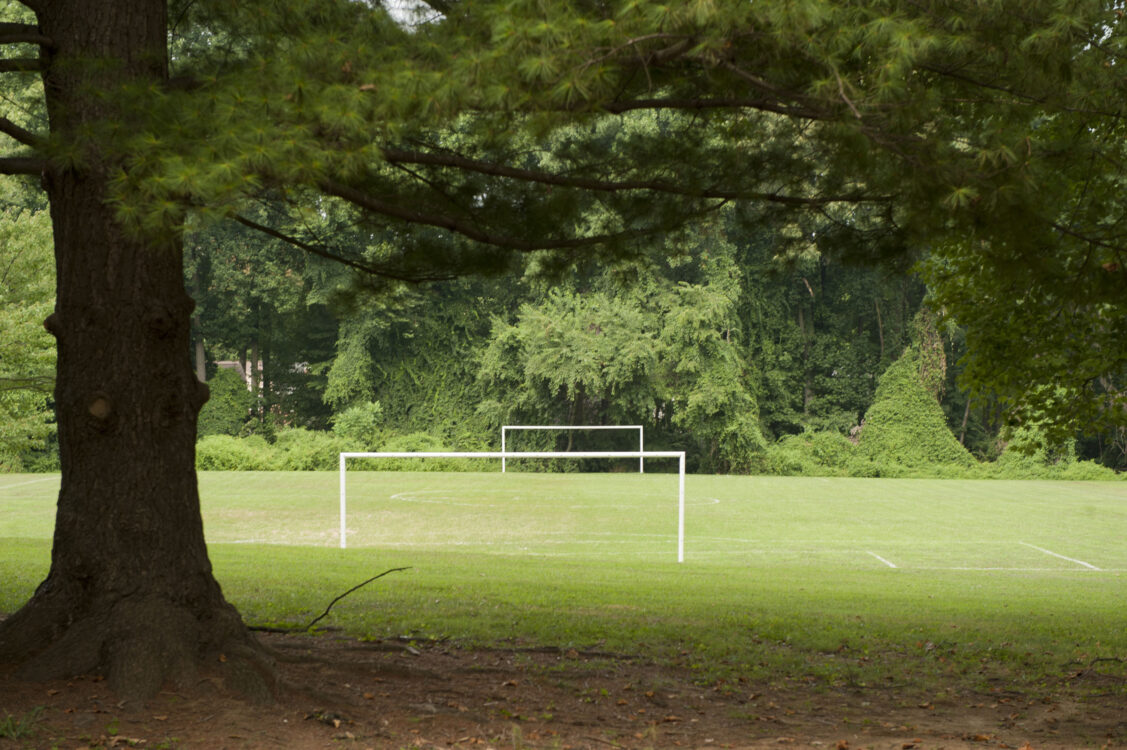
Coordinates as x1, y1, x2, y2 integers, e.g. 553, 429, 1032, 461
43, 312, 61, 338
145, 294, 194, 339
87, 393, 113, 421
192, 379, 210, 410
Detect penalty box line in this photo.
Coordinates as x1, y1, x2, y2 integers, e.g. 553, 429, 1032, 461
1019, 542, 1101, 570
866, 547, 1106, 572
867, 551, 898, 569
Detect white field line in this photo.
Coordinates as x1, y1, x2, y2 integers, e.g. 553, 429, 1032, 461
382, 490, 719, 509
1019, 542, 1101, 570
914, 566, 1124, 572
867, 551, 898, 568
0, 477, 56, 491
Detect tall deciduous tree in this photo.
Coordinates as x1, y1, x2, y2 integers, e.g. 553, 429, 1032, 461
1, 0, 1125, 699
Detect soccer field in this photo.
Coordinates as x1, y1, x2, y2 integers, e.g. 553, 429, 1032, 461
3, 471, 1125, 572
4, 470, 1127, 690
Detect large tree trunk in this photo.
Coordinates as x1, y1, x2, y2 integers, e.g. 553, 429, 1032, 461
0, 0, 272, 702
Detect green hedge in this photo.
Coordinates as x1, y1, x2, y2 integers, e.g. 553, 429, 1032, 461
272, 428, 354, 471
193, 423, 1120, 480
196, 434, 274, 470
195, 429, 493, 472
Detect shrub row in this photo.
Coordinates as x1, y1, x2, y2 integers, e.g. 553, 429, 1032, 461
196, 428, 494, 472
762, 428, 1119, 480
193, 426, 1121, 480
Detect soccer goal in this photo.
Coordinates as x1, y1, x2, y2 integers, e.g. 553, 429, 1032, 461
501, 425, 645, 473
338, 450, 686, 561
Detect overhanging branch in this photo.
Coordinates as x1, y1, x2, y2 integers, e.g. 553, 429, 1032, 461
0, 57, 43, 73
231, 213, 458, 283
590, 96, 829, 121
0, 156, 44, 174
0, 116, 43, 148
320, 178, 665, 251
381, 146, 890, 207
0, 23, 52, 47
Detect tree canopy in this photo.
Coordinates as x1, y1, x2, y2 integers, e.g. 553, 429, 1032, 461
133, 0, 1127, 433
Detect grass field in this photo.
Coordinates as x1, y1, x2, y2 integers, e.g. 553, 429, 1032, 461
2, 470, 1126, 692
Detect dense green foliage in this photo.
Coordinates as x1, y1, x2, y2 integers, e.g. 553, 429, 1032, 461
331, 401, 384, 449
0, 207, 54, 471
478, 240, 767, 473
110, 0, 1127, 444
10, 199, 1122, 477
196, 368, 255, 437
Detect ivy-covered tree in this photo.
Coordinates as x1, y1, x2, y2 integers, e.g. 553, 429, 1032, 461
478, 288, 660, 426
856, 346, 975, 470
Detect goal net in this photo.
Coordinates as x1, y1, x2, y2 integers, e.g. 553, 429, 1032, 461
501, 425, 645, 473
338, 450, 686, 561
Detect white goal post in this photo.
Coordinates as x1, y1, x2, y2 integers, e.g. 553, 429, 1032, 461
501, 425, 645, 473
338, 450, 686, 561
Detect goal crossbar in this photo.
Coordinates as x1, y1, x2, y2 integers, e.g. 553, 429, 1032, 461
501, 425, 644, 473
338, 450, 686, 562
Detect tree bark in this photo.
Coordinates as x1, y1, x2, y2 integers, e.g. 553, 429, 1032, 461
958, 398, 972, 446
0, 0, 272, 702
798, 305, 812, 413
874, 299, 885, 361
195, 334, 207, 383
192, 269, 207, 382
250, 340, 261, 397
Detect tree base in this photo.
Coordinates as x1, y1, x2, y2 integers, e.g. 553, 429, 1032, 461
0, 589, 276, 703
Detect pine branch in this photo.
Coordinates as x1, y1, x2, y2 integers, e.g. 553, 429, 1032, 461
231, 213, 460, 283
592, 95, 828, 121
415, 0, 453, 13
0, 156, 44, 174
0, 57, 42, 73
381, 147, 890, 206
0, 154, 44, 175
319, 178, 659, 252
0, 116, 43, 148
0, 23, 52, 47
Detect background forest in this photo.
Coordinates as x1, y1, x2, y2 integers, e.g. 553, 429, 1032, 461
3, 182, 1122, 479
3, 0, 1126, 482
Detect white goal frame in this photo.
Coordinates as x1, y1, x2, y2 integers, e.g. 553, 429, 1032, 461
501, 425, 645, 473
338, 450, 686, 561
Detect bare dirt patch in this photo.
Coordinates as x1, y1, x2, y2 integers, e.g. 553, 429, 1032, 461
1, 632, 1124, 749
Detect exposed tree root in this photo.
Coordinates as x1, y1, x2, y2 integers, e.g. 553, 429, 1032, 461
0, 588, 277, 703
